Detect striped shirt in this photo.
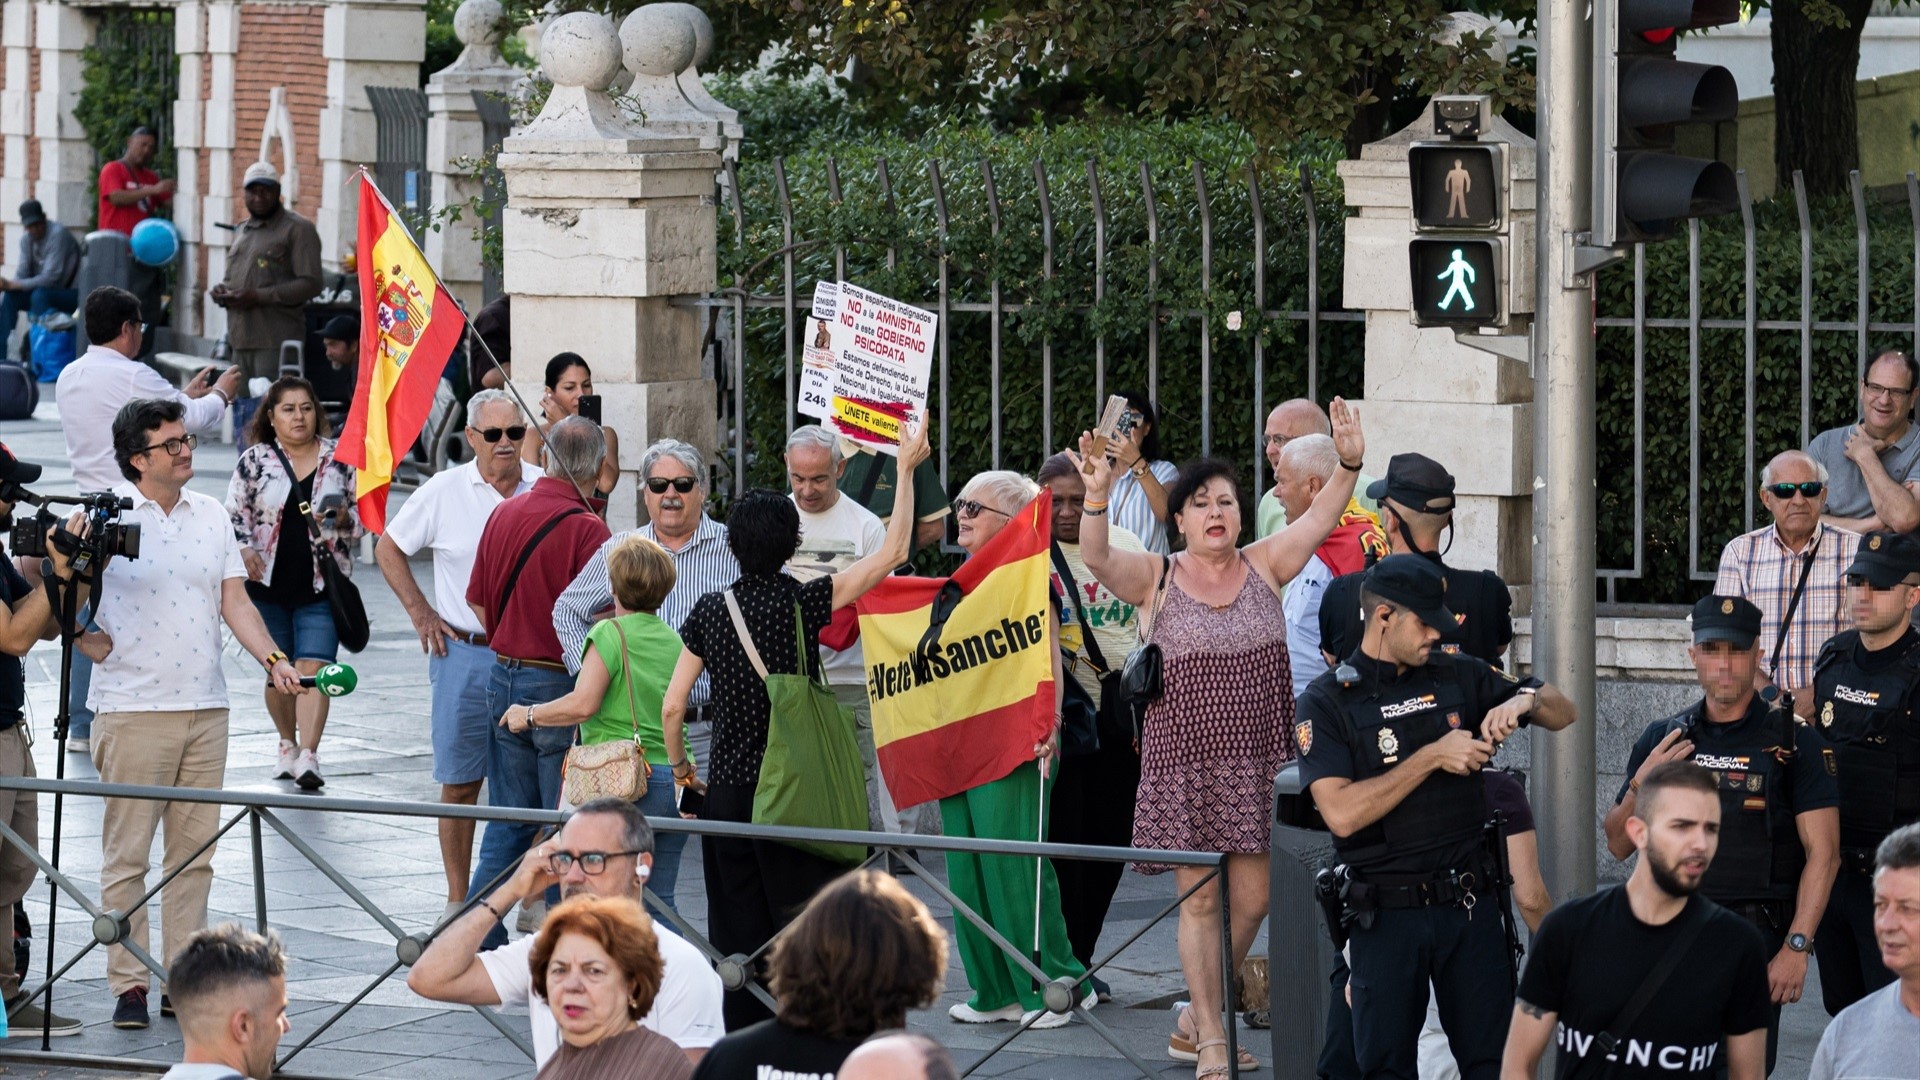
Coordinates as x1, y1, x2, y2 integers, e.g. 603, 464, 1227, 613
1714, 521, 1860, 694
1110, 459, 1179, 556
553, 514, 739, 707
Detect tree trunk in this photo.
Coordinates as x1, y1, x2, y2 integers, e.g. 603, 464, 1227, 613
1770, 0, 1874, 198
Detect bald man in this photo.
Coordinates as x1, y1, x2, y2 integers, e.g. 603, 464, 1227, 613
1714, 449, 1862, 718
1257, 398, 1379, 538
839, 1033, 959, 1080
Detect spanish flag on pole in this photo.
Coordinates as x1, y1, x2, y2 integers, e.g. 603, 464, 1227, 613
337, 170, 467, 533
855, 491, 1057, 809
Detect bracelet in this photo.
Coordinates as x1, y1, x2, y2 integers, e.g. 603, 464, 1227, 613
211, 388, 232, 405
482, 899, 509, 922
1082, 506, 1107, 517
1081, 498, 1108, 511
669, 757, 690, 769
263, 650, 288, 671
1129, 461, 1148, 478
525, 704, 537, 729
1339, 458, 1363, 472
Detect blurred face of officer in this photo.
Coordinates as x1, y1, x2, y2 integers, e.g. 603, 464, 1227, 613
1371, 602, 1441, 669
1849, 576, 1920, 636
1687, 639, 1760, 711
1873, 863, 1920, 980
1631, 785, 1720, 898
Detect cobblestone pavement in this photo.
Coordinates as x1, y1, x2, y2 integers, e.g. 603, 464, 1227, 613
0, 398, 1835, 1078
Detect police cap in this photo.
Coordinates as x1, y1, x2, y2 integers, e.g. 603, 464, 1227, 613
1362, 554, 1456, 634
1366, 452, 1456, 514
1690, 594, 1762, 647
1846, 531, 1920, 588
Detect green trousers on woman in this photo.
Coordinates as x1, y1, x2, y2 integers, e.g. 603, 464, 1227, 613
940, 758, 1088, 1012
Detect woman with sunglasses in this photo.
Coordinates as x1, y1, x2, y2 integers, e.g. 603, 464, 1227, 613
661, 418, 931, 1031
522, 353, 621, 498
1068, 397, 1366, 1079
225, 376, 363, 788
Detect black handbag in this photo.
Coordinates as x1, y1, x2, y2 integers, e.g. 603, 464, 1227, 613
1118, 555, 1172, 748
270, 445, 371, 653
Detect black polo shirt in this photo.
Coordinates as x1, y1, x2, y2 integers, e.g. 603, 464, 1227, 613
1319, 552, 1513, 668
0, 559, 31, 730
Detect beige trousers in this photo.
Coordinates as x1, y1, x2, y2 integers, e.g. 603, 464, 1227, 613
92, 709, 228, 994
0, 724, 38, 999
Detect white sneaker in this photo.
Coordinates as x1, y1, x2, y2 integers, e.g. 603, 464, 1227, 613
1022, 987, 1097, 1030
948, 1001, 1022, 1024
66, 737, 88, 755
516, 897, 546, 934
274, 740, 296, 780
293, 749, 323, 790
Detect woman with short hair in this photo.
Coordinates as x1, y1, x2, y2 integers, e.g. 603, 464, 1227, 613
529, 895, 691, 1080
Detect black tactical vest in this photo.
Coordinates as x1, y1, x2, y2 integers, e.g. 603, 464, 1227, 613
1812, 631, 1920, 846
1330, 658, 1487, 871
1655, 704, 1804, 901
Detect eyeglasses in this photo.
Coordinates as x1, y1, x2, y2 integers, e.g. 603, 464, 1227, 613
1263, 434, 1292, 448
646, 477, 698, 494
546, 849, 643, 876
140, 433, 198, 457
1863, 380, 1915, 401
1846, 574, 1920, 591
1765, 481, 1825, 500
952, 498, 1012, 520
471, 425, 527, 443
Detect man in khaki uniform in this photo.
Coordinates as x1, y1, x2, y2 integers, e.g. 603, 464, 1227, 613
210, 161, 321, 442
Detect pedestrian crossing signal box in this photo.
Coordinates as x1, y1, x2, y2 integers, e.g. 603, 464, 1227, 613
1409, 238, 1506, 328
1408, 144, 1507, 233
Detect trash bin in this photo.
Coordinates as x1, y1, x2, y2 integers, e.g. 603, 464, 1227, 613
1271, 763, 1338, 1079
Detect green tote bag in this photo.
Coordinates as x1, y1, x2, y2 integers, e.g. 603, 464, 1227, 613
723, 590, 870, 866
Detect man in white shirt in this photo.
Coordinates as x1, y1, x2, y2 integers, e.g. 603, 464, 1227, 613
158, 924, 291, 1080
91, 399, 302, 1029
375, 390, 542, 917
1274, 434, 1376, 696
783, 425, 900, 832
54, 287, 242, 755
406, 798, 724, 1069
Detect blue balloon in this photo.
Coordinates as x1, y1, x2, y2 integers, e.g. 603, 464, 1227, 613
129, 218, 179, 268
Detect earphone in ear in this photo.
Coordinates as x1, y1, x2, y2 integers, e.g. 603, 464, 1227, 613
635, 861, 651, 884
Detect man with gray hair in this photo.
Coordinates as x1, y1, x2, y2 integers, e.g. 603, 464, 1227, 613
160, 924, 290, 1080
1714, 448, 1860, 717
1808, 822, 1920, 1080
377, 389, 544, 919
461, 414, 611, 949
1258, 398, 1380, 538
1274, 434, 1384, 695
783, 424, 906, 834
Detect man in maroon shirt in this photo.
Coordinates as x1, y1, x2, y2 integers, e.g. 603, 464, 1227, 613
97, 127, 173, 236
463, 415, 610, 948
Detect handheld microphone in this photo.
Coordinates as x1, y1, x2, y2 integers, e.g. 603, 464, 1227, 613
298, 663, 358, 697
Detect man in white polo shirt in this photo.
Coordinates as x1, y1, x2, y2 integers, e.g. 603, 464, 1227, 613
376, 389, 542, 919
406, 798, 723, 1068
90, 398, 303, 1030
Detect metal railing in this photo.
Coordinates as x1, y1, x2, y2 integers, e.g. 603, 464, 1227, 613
366, 86, 430, 228
0, 777, 1241, 1079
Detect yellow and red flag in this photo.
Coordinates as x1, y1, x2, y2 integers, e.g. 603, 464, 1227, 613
856, 491, 1057, 809
337, 171, 467, 533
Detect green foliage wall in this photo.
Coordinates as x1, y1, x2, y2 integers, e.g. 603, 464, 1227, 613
73, 8, 177, 224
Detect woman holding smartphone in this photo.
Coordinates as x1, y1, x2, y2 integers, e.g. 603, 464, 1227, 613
523, 352, 621, 497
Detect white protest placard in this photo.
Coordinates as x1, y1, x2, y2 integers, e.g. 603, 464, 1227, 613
798, 281, 838, 420
827, 282, 936, 455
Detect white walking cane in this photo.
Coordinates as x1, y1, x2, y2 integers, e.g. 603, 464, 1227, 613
1033, 750, 1048, 996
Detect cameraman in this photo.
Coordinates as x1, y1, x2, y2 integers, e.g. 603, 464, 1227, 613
0, 444, 86, 1035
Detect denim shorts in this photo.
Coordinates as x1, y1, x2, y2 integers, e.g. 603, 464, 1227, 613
252, 597, 339, 664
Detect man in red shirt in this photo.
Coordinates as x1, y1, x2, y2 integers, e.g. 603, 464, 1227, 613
463, 414, 610, 949
96, 127, 173, 236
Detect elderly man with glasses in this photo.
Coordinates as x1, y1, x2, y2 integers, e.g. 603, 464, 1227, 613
1807, 348, 1920, 534
376, 389, 544, 921
1716, 449, 1862, 719
1256, 398, 1379, 539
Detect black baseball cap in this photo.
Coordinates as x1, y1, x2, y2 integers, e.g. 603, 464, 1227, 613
1362, 554, 1456, 633
1691, 594, 1762, 647
319, 315, 359, 342
1846, 531, 1920, 588
18, 200, 45, 226
1366, 452, 1456, 514
0, 442, 43, 487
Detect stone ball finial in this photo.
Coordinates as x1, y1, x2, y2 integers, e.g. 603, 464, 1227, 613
619, 5, 697, 79
453, 0, 504, 47
652, 3, 714, 69
541, 11, 624, 92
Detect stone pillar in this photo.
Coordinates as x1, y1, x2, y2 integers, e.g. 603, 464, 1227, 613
171, 0, 206, 335
1, 0, 34, 261
31, 0, 89, 227
496, 5, 724, 532
424, 0, 516, 314
318, 0, 425, 267
1337, 103, 1537, 600
199, 0, 241, 341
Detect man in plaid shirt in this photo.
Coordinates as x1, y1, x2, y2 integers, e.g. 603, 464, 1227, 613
1716, 448, 1861, 717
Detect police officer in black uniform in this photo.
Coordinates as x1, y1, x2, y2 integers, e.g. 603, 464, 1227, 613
1807, 529, 1920, 1015
1318, 453, 1512, 668
1602, 594, 1839, 1074
1299, 555, 1575, 1079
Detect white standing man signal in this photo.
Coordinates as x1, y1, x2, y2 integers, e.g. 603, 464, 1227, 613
1437, 248, 1477, 311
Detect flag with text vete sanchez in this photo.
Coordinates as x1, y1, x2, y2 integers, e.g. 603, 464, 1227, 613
855, 490, 1057, 809
337, 171, 467, 533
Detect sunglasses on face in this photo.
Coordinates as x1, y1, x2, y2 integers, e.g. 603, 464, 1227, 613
952, 497, 1011, 520
472, 425, 527, 444
646, 477, 698, 495
1766, 481, 1825, 500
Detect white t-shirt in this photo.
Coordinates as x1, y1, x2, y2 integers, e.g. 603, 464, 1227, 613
1283, 552, 1335, 697
477, 922, 724, 1068
56, 345, 229, 494
90, 484, 247, 713
1052, 528, 1146, 700
383, 460, 542, 635
786, 492, 885, 686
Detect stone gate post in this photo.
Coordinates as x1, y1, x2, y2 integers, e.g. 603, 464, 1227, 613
424, 0, 516, 313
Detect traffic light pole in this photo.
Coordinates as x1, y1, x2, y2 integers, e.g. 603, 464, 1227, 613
1533, 0, 1599, 899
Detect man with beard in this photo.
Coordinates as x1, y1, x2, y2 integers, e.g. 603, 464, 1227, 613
1601, 595, 1839, 1075
406, 797, 723, 1068
1502, 762, 1771, 1080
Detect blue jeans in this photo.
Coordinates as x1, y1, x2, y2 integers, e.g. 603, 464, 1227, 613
470, 661, 575, 950
0, 286, 78, 361
635, 763, 687, 917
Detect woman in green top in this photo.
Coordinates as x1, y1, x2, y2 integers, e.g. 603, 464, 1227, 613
501, 535, 689, 910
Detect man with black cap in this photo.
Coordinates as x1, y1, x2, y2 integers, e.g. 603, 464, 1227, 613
316, 315, 359, 432
1806, 529, 1920, 1016
210, 161, 321, 441
0, 200, 81, 362
1298, 554, 1575, 1079
1318, 452, 1513, 669
1602, 594, 1839, 1074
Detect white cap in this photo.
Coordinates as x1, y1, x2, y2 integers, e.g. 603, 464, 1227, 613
242, 161, 280, 189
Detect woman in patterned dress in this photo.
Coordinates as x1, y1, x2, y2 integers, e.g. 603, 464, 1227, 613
1069, 397, 1367, 1080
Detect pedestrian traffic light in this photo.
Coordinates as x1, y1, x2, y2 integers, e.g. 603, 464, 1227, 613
1594, 0, 1741, 245
1410, 239, 1503, 326
1406, 101, 1511, 329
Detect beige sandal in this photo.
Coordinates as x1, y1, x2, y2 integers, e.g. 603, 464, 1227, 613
1169, 1006, 1262, 1071
1195, 1038, 1234, 1079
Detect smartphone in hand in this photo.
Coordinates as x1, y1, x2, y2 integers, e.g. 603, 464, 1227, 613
676, 784, 705, 817
577, 394, 603, 425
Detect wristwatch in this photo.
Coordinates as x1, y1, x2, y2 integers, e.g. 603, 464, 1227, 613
1759, 685, 1781, 705
1786, 932, 1813, 953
